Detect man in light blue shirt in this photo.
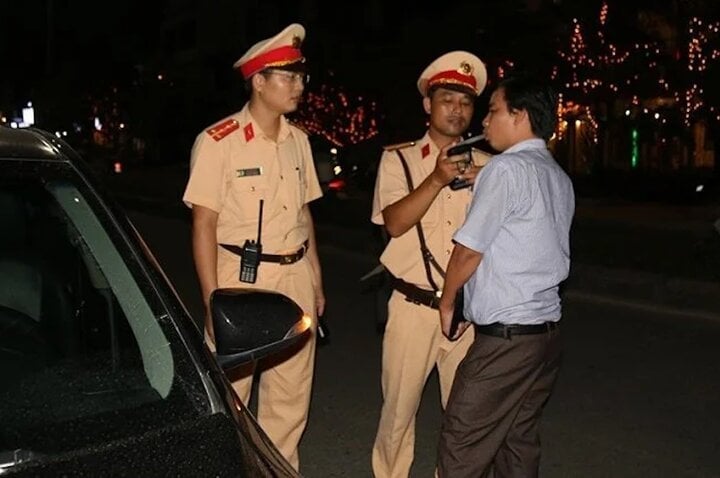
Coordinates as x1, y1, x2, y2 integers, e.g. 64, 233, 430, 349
437, 76, 575, 478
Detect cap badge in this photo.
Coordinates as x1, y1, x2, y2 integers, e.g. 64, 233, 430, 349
292, 35, 303, 49
459, 61, 473, 75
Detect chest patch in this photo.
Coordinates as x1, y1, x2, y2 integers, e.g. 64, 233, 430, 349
236, 167, 262, 177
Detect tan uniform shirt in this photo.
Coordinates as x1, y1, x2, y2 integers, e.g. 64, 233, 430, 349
183, 104, 322, 256
371, 132, 489, 289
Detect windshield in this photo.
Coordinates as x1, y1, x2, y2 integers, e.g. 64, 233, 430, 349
0, 159, 208, 461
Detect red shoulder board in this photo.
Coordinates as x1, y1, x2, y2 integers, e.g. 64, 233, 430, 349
206, 119, 239, 142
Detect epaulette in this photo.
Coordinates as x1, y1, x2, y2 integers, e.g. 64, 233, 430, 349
383, 141, 415, 152
206, 119, 239, 142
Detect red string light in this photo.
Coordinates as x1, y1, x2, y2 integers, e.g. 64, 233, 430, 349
292, 83, 380, 147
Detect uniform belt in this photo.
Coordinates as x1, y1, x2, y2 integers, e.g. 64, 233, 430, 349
474, 321, 559, 339
391, 276, 439, 309
219, 240, 309, 265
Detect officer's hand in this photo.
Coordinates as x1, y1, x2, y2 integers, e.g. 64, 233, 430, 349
461, 150, 491, 186
430, 142, 462, 187
204, 309, 217, 352
431, 142, 478, 188
315, 286, 326, 317
205, 308, 215, 342
461, 164, 482, 186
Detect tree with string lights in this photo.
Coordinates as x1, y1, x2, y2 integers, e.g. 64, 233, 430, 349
552, 0, 720, 174
630, 4, 720, 172
292, 82, 381, 147
552, 1, 663, 171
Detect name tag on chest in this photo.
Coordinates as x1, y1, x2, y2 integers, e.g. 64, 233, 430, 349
236, 167, 262, 178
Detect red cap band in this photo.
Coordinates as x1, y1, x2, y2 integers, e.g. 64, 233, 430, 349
427, 70, 477, 93
238, 46, 303, 79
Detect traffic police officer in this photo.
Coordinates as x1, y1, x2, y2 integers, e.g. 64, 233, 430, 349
182, 23, 324, 470
371, 51, 490, 478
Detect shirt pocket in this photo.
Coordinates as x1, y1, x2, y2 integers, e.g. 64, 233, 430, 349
227, 173, 269, 225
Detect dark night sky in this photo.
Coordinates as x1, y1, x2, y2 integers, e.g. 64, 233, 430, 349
1, 0, 564, 95
0, 0, 551, 141
1, 1, 161, 95
0, 1, 708, 85
3, 0, 717, 144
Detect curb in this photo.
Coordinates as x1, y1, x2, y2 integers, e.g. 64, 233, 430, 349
565, 263, 720, 321
562, 290, 720, 323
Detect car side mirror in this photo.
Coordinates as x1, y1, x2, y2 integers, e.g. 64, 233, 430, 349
211, 288, 312, 371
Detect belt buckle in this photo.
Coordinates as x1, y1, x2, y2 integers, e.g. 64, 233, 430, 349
430, 290, 442, 308
281, 255, 293, 265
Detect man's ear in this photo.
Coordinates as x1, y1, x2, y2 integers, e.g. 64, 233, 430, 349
513, 108, 529, 127
252, 73, 265, 93
423, 96, 432, 115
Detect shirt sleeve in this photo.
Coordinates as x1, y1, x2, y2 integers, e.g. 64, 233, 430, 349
300, 134, 323, 204
454, 159, 514, 253
182, 132, 228, 211
371, 150, 409, 225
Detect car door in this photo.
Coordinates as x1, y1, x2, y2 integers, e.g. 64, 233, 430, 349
0, 159, 295, 477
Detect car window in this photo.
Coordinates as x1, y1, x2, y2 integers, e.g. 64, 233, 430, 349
0, 160, 208, 463
50, 182, 174, 397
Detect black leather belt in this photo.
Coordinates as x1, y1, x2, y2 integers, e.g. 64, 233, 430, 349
391, 276, 440, 309
219, 240, 309, 265
474, 321, 559, 339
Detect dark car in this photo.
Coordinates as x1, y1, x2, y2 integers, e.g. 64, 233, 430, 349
0, 127, 310, 477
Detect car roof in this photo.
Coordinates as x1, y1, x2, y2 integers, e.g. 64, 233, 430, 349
0, 126, 73, 161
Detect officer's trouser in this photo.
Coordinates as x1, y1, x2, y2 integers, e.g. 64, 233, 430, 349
216, 251, 317, 471
372, 290, 474, 478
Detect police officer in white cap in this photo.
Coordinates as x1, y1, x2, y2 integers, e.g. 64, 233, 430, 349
370, 50, 490, 478
183, 23, 324, 470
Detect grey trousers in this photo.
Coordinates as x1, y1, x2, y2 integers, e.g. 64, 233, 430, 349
437, 326, 562, 478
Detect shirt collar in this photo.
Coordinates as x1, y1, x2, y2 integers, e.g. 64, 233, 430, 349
419, 132, 436, 159
240, 104, 293, 143
503, 138, 546, 154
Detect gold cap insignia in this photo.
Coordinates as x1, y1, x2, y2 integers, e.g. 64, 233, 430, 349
292, 35, 303, 49
459, 61, 473, 75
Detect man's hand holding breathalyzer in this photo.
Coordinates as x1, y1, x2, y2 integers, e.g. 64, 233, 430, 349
430, 142, 481, 189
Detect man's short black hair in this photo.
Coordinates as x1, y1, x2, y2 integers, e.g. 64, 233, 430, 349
497, 76, 557, 141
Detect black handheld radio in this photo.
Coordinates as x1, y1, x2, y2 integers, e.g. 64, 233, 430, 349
239, 199, 264, 284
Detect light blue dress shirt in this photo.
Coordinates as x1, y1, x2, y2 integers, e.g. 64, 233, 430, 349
454, 138, 575, 325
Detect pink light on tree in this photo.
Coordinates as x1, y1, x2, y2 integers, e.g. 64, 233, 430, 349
293, 83, 380, 147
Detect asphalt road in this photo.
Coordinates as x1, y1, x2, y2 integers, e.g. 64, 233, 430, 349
129, 210, 720, 478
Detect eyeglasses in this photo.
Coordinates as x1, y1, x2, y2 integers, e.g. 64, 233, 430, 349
265, 70, 310, 85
